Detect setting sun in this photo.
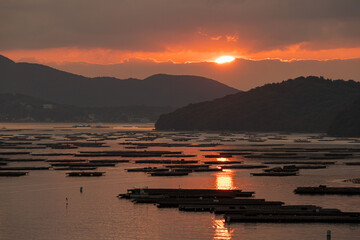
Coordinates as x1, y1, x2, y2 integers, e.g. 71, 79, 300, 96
215, 56, 235, 64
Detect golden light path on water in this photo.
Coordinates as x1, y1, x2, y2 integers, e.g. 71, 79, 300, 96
215, 169, 235, 190
215, 157, 235, 190
213, 157, 235, 239
213, 217, 234, 240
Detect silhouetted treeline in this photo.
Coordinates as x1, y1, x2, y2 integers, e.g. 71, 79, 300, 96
0, 93, 172, 122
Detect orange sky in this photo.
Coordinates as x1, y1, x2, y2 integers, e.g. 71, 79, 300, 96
3, 45, 360, 65
1, 0, 359, 89
2, 1, 360, 65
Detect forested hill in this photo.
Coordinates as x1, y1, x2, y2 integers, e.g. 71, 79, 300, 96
155, 76, 360, 133
328, 96, 360, 137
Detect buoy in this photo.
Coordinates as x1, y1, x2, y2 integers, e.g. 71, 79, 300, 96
327, 230, 331, 240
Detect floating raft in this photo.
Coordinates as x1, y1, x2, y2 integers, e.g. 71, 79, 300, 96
345, 162, 360, 165
135, 160, 197, 164
47, 159, 87, 163
251, 172, 298, 176
0, 151, 31, 155
264, 166, 299, 172
75, 150, 181, 157
294, 165, 327, 169
53, 167, 97, 171
204, 161, 243, 165
149, 171, 189, 177
213, 204, 322, 214
221, 164, 268, 169
244, 155, 306, 159
343, 178, 360, 184
66, 171, 105, 177
126, 167, 169, 172
294, 185, 360, 195
162, 154, 197, 158
0, 167, 50, 170
89, 159, 129, 163
155, 198, 283, 208
51, 163, 116, 167
4, 158, 46, 162
0, 171, 28, 177
193, 168, 222, 172
204, 155, 233, 158
263, 161, 335, 165
224, 213, 360, 223
165, 164, 210, 169
118, 188, 254, 199
32, 153, 74, 156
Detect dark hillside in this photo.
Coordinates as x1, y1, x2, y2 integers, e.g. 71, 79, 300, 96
0, 55, 238, 107
156, 76, 360, 132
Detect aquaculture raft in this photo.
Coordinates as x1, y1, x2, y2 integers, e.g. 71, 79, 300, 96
66, 171, 105, 177
294, 185, 360, 195
118, 187, 360, 223
0, 171, 28, 177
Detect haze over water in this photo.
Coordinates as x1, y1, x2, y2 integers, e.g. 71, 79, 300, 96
0, 123, 359, 240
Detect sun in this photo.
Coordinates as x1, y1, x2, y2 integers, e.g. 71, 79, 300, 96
215, 56, 235, 64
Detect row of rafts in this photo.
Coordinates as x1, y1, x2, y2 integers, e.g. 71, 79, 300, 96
118, 188, 360, 223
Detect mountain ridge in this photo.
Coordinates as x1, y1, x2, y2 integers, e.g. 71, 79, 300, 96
0, 55, 239, 107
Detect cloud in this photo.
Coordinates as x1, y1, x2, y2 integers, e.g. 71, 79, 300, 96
1, 0, 359, 54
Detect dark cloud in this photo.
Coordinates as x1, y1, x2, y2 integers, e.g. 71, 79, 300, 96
1, 0, 359, 51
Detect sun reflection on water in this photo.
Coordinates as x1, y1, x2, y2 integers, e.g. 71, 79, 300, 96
212, 217, 233, 240
216, 157, 229, 162
215, 169, 234, 190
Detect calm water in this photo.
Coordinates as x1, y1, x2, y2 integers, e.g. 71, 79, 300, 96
0, 123, 359, 240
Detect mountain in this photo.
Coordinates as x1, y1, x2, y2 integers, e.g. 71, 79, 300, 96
0, 93, 171, 122
327, 96, 360, 137
155, 76, 360, 132
0, 55, 238, 107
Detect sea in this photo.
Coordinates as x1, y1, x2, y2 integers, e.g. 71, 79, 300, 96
0, 123, 359, 240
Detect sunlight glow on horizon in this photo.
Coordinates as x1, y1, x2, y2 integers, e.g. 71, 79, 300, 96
2, 45, 360, 66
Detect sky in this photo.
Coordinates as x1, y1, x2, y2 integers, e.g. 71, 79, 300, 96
1, 0, 359, 89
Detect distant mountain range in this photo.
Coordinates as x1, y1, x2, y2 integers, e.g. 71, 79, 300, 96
156, 76, 360, 135
3, 54, 360, 135
0, 55, 238, 108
